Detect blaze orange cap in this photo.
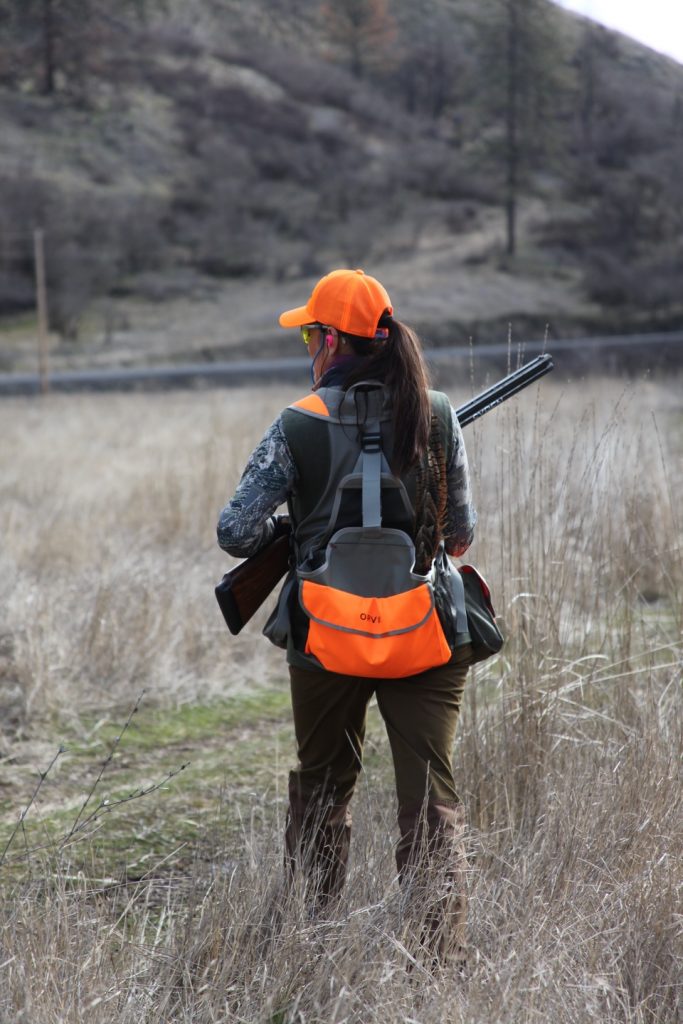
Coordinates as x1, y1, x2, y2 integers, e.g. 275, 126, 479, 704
279, 268, 393, 338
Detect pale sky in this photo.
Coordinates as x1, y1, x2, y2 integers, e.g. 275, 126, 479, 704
554, 0, 683, 65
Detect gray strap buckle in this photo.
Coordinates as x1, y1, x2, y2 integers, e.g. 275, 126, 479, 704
361, 426, 382, 528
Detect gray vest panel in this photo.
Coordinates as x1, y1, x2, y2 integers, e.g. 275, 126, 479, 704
282, 383, 417, 563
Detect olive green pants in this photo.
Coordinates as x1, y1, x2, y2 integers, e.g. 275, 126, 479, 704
285, 658, 470, 962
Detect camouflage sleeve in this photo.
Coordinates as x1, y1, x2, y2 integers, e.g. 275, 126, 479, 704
444, 406, 477, 557
217, 417, 296, 558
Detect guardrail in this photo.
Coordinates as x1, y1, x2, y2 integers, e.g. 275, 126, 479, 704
0, 331, 681, 395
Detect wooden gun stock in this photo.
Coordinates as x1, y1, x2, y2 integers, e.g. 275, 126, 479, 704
216, 354, 555, 634
215, 531, 291, 635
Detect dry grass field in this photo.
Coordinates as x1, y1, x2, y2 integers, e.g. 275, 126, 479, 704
0, 371, 681, 1022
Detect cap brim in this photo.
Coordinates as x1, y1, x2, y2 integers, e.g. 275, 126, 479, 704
279, 305, 313, 328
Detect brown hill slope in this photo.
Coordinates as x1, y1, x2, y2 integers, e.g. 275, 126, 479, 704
1, 0, 682, 369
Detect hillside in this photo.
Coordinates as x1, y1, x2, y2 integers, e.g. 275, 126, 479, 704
1, 0, 682, 370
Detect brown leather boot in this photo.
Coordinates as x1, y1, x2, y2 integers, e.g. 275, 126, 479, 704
396, 799, 468, 969
285, 778, 352, 910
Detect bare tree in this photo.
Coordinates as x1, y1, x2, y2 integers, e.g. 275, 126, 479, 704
0, 0, 161, 94
319, 0, 396, 80
391, 0, 470, 122
476, 0, 569, 255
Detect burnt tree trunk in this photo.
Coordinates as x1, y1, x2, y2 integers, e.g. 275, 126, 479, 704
505, 0, 519, 256
41, 0, 56, 94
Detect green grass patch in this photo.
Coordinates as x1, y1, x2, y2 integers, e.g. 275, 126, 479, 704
0, 689, 295, 885
67, 687, 293, 754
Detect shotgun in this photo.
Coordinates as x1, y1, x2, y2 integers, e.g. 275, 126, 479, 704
215, 353, 554, 635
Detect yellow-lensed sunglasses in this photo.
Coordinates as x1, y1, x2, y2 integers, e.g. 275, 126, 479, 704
300, 324, 325, 346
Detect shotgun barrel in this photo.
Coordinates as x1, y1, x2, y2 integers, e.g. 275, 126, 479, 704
455, 354, 554, 428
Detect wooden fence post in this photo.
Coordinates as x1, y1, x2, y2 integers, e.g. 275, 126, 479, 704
33, 227, 50, 395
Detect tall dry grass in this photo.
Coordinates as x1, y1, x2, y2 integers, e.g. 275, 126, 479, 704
0, 373, 681, 1022
0, 387, 294, 732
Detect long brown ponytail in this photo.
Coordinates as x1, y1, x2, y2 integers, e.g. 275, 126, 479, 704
340, 314, 432, 474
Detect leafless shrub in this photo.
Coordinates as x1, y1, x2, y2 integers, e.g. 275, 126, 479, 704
0, 171, 169, 330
